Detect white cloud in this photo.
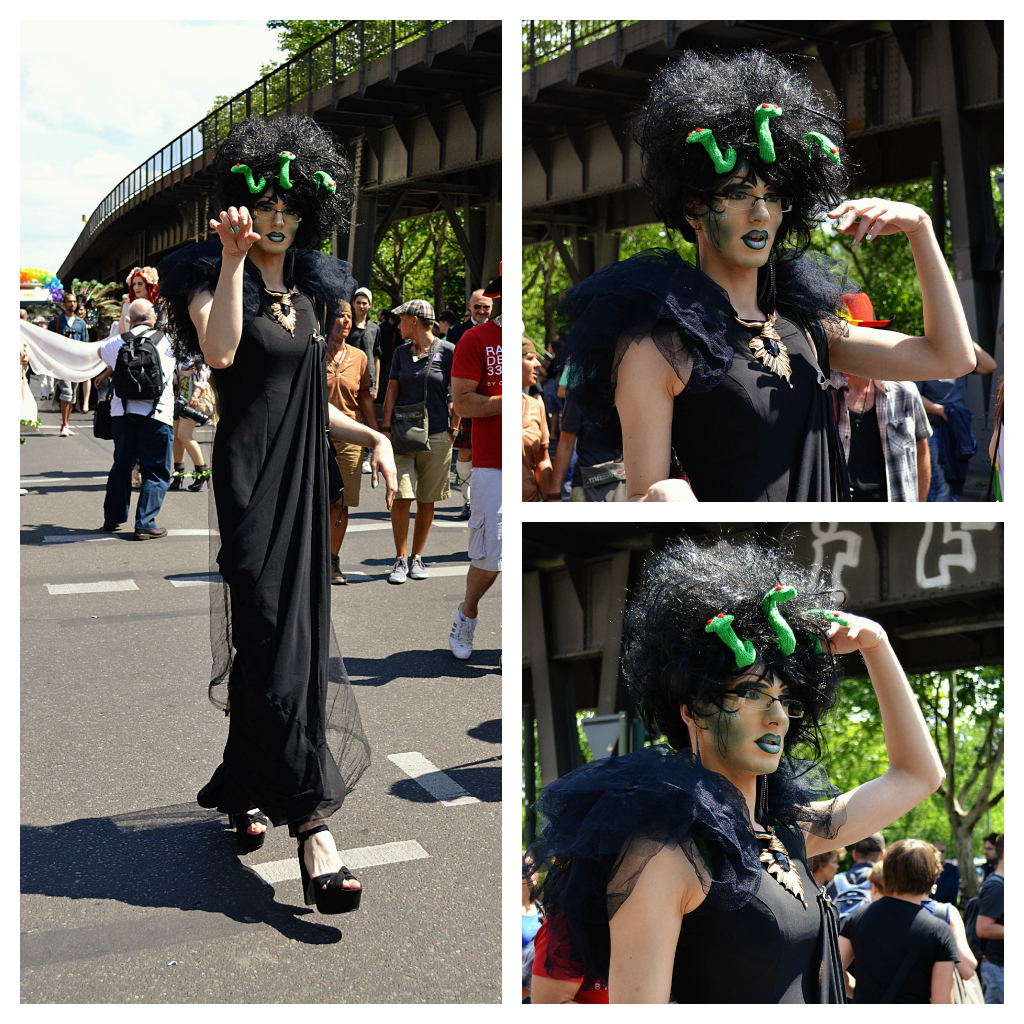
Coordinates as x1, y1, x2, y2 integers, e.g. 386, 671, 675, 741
21, 20, 286, 271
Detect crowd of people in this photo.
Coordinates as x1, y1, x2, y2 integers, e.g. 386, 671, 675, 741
21, 114, 502, 913
520, 535, 1003, 1004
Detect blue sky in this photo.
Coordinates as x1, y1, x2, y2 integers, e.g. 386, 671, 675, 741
20, 21, 287, 275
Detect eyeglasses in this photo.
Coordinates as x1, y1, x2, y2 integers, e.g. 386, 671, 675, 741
712, 192, 793, 213
252, 203, 301, 220
722, 688, 805, 718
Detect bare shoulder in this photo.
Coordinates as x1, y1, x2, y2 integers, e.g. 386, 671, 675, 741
615, 332, 689, 397
610, 837, 708, 918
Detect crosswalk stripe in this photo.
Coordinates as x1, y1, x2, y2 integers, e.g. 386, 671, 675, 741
387, 752, 480, 807
249, 840, 429, 885
20, 476, 108, 484
45, 579, 138, 595
41, 528, 216, 544
347, 521, 465, 533
169, 574, 223, 587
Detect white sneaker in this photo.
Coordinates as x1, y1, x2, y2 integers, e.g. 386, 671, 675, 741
388, 556, 408, 584
448, 604, 477, 660
408, 555, 428, 580
59, 424, 72, 437
362, 458, 372, 475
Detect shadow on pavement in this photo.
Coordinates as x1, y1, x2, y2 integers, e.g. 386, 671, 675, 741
467, 718, 501, 744
389, 760, 501, 804
20, 524, 121, 544
342, 647, 498, 687
357, 551, 471, 568
21, 803, 343, 946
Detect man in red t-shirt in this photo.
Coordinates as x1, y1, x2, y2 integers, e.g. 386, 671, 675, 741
447, 271, 501, 660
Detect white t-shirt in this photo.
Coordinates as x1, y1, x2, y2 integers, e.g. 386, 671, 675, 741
99, 326, 178, 426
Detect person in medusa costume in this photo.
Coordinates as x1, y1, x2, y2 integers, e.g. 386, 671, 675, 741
528, 535, 944, 1002
159, 116, 397, 914
560, 51, 976, 501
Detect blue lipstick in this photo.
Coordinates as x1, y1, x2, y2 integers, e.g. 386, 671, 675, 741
742, 231, 768, 250
268, 232, 286, 242
755, 733, 781, 753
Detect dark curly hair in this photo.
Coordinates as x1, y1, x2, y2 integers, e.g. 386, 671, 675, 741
212, 115, 353, 250
622, 534, 843, 765
635, 50, 851, 253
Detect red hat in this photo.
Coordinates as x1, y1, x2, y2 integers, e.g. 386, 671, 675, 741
482, 260, 501, 298
841, 292, 892, 329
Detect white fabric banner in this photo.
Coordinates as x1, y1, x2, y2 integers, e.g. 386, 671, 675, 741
20, 320, 106, 382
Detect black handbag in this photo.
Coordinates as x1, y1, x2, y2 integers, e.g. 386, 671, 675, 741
391, 340, 440, 454
93, 394, 113, 439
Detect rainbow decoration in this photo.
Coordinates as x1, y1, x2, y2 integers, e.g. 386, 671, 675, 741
20, 268, 64, 302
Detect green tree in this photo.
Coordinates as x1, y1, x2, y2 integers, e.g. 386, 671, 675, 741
799, 666, 1003, 891
372, 210, 466, 310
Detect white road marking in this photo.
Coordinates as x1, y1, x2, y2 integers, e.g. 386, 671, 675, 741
20, 476, 108, 484
249, 840, 429, 885
169, 574, 223, 587
347, 521, 465, 533
387, 752, 480, 807
42, 528, 217, 545
46, 579, 138, 595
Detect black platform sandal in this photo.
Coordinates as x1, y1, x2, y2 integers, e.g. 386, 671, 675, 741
231, 810, 269, 852
296, 822, 362, 914
188, 466, 211, 492
169, 464, 187, 491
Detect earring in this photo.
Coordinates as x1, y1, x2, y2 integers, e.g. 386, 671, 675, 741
694, 729, 702, 765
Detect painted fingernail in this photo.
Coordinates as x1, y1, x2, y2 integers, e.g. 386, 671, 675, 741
865, 233, 872, 241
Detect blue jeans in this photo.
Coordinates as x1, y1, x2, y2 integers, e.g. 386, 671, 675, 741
105, 414, 173, 530
926, 432, 956, 501
980, 960, 1003, 1003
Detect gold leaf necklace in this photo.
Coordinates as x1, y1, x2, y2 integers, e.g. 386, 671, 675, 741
264, 287, 297, 336
734, 310, 793, 387
753, 824, 807, 907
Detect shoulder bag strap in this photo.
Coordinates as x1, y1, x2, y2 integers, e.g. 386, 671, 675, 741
881, 917, 928, 1003
420, 339, 440, 406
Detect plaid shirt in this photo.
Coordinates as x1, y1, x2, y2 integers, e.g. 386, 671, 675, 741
832, 374, 932, 501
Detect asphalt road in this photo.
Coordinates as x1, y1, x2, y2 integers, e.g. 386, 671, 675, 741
20, 396, 501, 1004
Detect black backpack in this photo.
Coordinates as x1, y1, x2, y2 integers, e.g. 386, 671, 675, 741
963, 873, 1001, 963
113, 329, 166, 410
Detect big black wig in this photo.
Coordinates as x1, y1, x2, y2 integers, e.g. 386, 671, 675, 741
212, 115, 353, 251
623, 534, 843, 764
158, 115, 357, 358
635, 50, 852, 253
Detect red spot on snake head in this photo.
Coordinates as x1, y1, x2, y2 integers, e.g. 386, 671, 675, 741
717, 612, 726, 618
774, 585, 783, 591
762, 103, 769, 108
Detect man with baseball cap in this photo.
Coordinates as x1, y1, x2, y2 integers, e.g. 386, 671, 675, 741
349, 286, 382, 399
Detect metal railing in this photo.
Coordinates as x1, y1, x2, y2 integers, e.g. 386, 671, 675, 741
69, 21, 449, 267
523, 20, 638, 72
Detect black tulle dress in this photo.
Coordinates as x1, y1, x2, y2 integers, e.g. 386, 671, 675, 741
158, 240, 370, 830
559, 248, 853, 501
530, 745, 847, 1003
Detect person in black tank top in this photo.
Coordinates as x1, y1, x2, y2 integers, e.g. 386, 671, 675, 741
529, 536, 945, 1000
559, 50, 977, 501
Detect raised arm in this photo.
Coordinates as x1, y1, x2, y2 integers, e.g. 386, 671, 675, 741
804, 614, 945, 858
188, 206, 259, 369
825, 198, 975, 382
614, 336, 696, 502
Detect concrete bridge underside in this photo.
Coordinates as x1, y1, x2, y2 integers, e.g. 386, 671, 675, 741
60, 20, 501, 297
